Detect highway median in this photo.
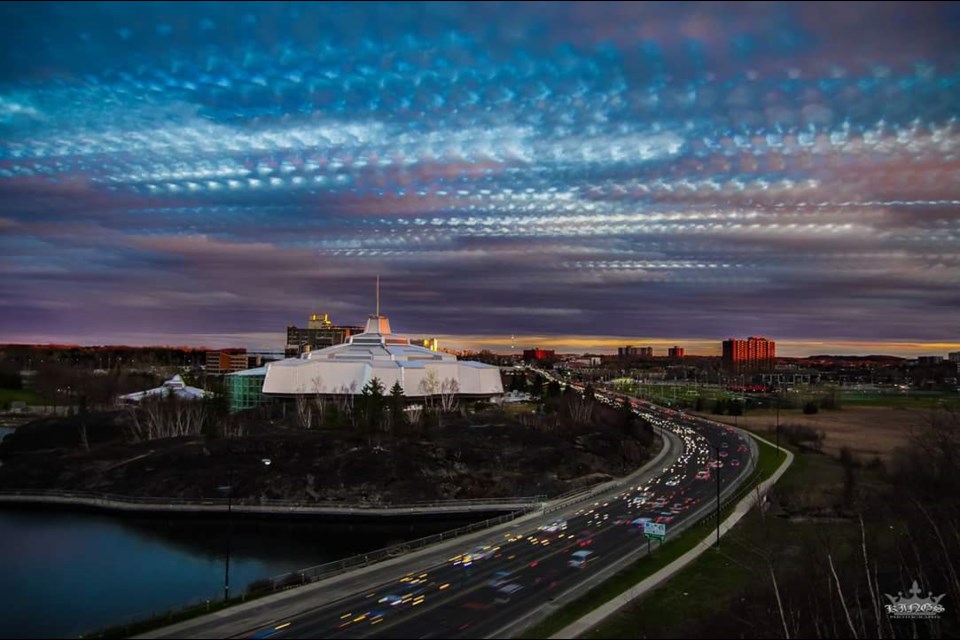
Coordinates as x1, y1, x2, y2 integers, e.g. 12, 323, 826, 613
516, 432, 790, 639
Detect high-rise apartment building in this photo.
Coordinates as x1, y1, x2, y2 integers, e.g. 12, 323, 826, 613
722, 337, 776, 371
668, 346, 685, 359
618, 345, 653, 358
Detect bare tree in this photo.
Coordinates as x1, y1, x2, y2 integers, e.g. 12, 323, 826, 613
295, 384, 313, 429
332, 381, 358, 426
568, 392, 594, 425
406, 404, 423, 432
79, 422, 90, 452
123, 393, 209, 441
828, 553, 859, 639
223, 415, 246, 439
439, 377, 460, 412
312, 375, 326, 426
418, 370, 440, 409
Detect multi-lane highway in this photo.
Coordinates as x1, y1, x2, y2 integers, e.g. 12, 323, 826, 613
243, 387, 756, 640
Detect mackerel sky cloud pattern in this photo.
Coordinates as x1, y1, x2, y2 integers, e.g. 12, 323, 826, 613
0, 1, 958, 353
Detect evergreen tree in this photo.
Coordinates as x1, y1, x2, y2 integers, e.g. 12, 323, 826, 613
620, 395, 638, 437
511, 373, 528, 393
359, 377, 386, 432
583, 383, 596, 402
389, 381, 407, 432
728, 399, 743, 416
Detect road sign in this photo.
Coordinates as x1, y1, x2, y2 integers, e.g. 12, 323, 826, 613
643, 522, 666, 540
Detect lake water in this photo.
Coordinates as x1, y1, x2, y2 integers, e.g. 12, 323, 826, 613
0, 500, 479, 637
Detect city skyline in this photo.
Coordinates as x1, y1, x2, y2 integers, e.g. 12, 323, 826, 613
1, 329, 957, 359
1, 2, 959, 353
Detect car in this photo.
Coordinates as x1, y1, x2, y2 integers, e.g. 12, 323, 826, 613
494, 583, 524, 604
731, 459, 741, 467
377, 594, 403, 607
568, 550, 595, 569
695, 470, 710, 480
630, 517, 652, 530
719, 451, 729, 458
538, 519, 568, 533
487, 571, 512, 589
575, 529, 595, 547
467, 545, 496, 561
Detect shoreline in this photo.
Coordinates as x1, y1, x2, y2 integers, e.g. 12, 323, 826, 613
0, 489, 538, 519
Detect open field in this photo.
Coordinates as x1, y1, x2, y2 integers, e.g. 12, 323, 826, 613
615, 382, 958, 411
692, 406, 926, 463
0, 388, 38, 408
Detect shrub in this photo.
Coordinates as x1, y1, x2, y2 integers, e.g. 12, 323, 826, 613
245, 578, 274, 595
278, 572, 306, 589
781, 423, 824, 451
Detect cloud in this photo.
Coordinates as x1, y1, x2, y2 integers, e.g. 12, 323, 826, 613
0, 2, 957, 354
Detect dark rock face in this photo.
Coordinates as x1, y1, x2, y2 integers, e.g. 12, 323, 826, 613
0, 405, 656, 503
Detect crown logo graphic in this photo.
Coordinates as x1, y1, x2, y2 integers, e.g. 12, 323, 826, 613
884, 581, 946, 618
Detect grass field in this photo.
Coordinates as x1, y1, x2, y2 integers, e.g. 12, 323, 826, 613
696, 404, 937, 463
580, 435, 893, 639
838, 392, 959, 409
0, 388, 38, 407
612, 380, 958, 409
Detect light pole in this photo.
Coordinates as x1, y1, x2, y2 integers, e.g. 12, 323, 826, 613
775, 386, 781, 453
714, 444, 721, 548
218, 468, 236, 602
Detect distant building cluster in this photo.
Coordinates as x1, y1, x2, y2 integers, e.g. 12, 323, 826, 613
523, 348, 556, 361
950, 351, 960, 364
722, 336, 776, 371
205, 349, 259, 374
616, 345, 685, 359
264, 312, 502, 399
284, 313, 439, 358
618, 345, 653, 358
285, 313, 364, 357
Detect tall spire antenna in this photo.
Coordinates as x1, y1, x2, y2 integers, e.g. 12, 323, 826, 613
376, 274, 380, 316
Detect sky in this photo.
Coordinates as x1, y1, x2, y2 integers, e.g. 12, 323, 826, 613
0, 1, 959, 357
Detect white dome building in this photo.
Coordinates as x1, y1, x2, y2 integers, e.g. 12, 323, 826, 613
261, 312, 503, 399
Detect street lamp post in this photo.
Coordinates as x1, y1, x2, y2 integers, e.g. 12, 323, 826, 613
775, 386, 781, 453
715, 444, 721, 548
218, 468, 236, 602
